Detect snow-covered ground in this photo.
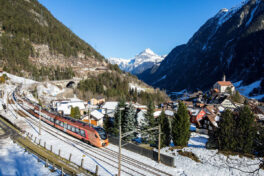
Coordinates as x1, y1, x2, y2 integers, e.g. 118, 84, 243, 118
129, 83, 146, 93
0, 72, 263, 176
0, 136, 58, 176
234, 80, 264, 100
158, 132, 263, 176
0, 85, 178, 176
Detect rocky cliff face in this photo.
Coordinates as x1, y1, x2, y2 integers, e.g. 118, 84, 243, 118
138, 0, 264, 98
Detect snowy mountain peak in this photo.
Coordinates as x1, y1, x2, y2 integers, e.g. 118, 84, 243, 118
140, 48, 155, 55
108, 48, 166, 75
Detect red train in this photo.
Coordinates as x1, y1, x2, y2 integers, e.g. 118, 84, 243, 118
14, 92, 109, 148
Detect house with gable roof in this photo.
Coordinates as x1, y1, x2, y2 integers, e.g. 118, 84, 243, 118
213, 74, 235, 93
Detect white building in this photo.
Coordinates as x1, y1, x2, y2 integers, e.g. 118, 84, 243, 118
101, 101, 119, 117
213, 75, 235, 93
52, 98, 86, 115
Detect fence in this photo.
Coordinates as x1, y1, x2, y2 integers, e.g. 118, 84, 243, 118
25, 132, 97, 176
109, 136, 176, 167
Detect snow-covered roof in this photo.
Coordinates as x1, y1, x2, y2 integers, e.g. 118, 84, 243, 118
153, 111, 161, 117
102, 101, 118, 110
90, 110, 104, 120
189, 108, 201, 116
165, 110, 174, 116
257, 114, 264, 121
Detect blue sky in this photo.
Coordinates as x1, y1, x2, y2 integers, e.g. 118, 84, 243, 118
38, 0, 242, 59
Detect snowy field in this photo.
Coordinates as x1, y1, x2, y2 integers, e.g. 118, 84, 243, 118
158, 133, 263, 176
0, 136, 57, 176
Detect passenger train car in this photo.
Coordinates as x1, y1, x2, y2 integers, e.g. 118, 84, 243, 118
13, 91, 109, 147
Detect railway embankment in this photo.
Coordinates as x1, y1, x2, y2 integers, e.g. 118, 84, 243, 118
0, 115, 94, 176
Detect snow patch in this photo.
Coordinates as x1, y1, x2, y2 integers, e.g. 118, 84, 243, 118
245, 0, 261, 26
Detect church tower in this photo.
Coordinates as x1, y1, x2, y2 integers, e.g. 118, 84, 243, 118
222, 74, 226, 82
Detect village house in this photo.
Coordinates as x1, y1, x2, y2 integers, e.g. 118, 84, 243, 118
101, 101, 119, 118
219, 97, 236, 110
52, 98, 86, 116
82, 110, 104, 127
188, 108, 206, 125
182, 101, 194, 108
213, 75, 235, 93
198, 105, 220, 132
89, 97, 105, 106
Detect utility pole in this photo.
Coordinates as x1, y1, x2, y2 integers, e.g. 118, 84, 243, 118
39, 106, 42, 135
88, 107, 91, 126
158, 124, 161, 163
118, 107, 124, 176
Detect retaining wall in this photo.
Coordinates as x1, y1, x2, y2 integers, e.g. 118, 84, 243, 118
109, 137, 176, 167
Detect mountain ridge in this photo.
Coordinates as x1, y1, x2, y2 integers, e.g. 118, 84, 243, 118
138, 0, 264, 99
108, 48, 166, 75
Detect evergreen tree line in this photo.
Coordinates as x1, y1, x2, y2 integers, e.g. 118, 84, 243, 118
209, 106, 264, 156
0, 0, 103, 60
77, 72, 167, 104
104, 100, 191, 148
0, 0, 103, 79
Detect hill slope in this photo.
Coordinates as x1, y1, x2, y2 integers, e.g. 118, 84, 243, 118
0, 0, 105, 80
138, 0, 264, 98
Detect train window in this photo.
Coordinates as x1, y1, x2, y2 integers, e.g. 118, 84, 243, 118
75, 128, 80, 134
50, 118, 54, 122
55, 120, 60, 125
72, 127, 76, 133
80, 130, 85, 137
67, 124, 72, 130
60, 121, 64, 127
64, 123, 67, 128
94, 127, 107, 140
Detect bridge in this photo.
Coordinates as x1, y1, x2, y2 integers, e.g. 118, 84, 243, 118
48, 78, 82, 88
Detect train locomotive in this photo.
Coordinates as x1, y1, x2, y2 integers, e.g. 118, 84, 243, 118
14, 91, 109, 148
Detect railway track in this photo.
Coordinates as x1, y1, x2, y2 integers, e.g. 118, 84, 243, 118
9, 90, 172, 176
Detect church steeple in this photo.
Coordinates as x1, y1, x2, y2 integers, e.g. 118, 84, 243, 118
222, 73, 226, 82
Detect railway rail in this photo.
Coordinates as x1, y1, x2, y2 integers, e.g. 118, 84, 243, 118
8, 89, 172, 176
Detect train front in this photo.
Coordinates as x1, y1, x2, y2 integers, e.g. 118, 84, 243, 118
94, 126, 109, 147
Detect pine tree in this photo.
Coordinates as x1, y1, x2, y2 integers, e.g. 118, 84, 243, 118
70, 107, 76, 118
70, 107, 81, 119
216, 109, 236, 151
235, 106, 256, 153
113, 99, 126, 136
159, 110, 171, 147
122, 104, 136, 141
145, 99, 156, 128
172, 101, 190, 146
103, 114, 113, 134
216, 106, 256, 154
143, 99, 157, 143
75, 107, 81, 119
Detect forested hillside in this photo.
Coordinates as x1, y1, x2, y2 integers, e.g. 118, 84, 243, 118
0, 0, 103, 80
